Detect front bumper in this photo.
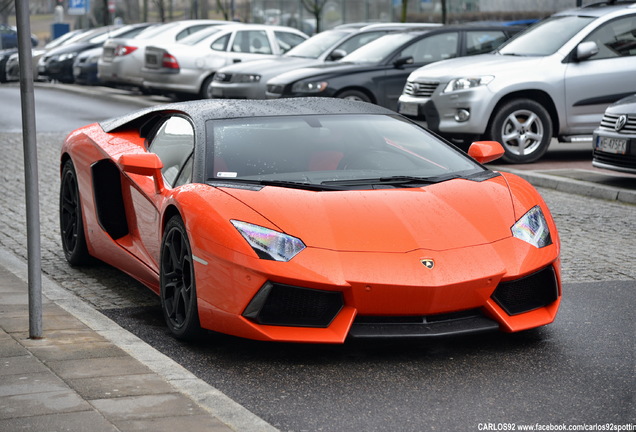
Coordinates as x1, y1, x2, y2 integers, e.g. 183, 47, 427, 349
193, 237, 562, 343
592, 129, 636, 174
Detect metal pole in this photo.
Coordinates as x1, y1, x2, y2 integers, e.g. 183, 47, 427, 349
15, 0, 43, 339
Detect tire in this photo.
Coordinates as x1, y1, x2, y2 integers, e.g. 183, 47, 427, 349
160, 215, 201, 339
200, 74, 216, 99
488, 98, 552, 164
336, 89, 372, 103
59, 159, 91, 266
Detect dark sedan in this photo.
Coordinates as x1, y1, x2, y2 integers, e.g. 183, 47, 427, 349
592, 94, 636, 174
265, 25, 521, 110
38, 23, 153, 83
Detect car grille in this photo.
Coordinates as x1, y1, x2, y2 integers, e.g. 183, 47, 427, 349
599, 113, 636, 134
243, 282, 344, 327
403, 80, 439, 97
349, 309, 499, 338
266, 84, 284, 95
491, 266, 559, 316
593, 149, 636, 169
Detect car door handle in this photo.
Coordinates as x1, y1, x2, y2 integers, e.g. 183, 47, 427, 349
233, 59, 242, 63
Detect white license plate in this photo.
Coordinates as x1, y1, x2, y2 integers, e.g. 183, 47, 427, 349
73, 66, 81, 76
596, 136, 627, 154
398, 101, 419, 117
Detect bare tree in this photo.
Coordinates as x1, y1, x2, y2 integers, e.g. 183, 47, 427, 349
215, 0, 230, 20
400, 0, 408, 22
301, 0, 328, 33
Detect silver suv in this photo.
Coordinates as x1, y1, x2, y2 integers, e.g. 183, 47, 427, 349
398, 2, 636, 163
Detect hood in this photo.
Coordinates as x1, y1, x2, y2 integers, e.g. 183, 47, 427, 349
219, 57, 323, 78
409, 53, 548, 81
221, 176, 515, 253
608, 94, 636, 113
267, 62, 371, 85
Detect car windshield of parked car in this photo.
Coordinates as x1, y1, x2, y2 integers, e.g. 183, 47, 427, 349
497, 15, 594, 56
340, 32, 419, 63
284, 30, 351, 58
206, 114, 485, 189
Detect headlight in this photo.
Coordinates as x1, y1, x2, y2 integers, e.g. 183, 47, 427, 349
235, 73, 261, 83
292, 80, 328, 94
59, 52, 77, 61
231, 220, 305, 262
443, 75, 493, 93
511, 206, 552, 248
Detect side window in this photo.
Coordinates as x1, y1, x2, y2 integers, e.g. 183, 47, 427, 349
211, 33, 230, 51
232, 30, 272, 54
148, 116, 194, 187
584, 16, 636, 59
401, 32, 458, 63
274, 31, 306, 53
466, 30, 508, 55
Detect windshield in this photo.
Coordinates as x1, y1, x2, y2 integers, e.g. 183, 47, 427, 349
285, 30, 351, 58
206, 114, 485, 189
341, 32, 418, 63
138, 22, 180, 40
498, 15, 595, 56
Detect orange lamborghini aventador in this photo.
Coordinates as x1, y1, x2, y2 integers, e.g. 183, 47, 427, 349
60, 98, 561, 343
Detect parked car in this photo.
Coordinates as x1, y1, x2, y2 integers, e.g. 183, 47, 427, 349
398, 2, 636, 163
265, 25, 521, 110
5, 28, 88, 82
592, 94, 636, 174
0, 23, 38, 49
59, 97, 561, 342
211, 23, 441, 100
98, 19, 229, 91
38, 23, 154, 83
72, 46, 104, 85
141, 23, 308, 99
0, 48, 16, 82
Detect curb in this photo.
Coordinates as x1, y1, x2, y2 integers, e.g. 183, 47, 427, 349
496, 168, 636, 205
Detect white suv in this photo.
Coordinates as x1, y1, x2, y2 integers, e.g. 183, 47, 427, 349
398, 1, 636, 163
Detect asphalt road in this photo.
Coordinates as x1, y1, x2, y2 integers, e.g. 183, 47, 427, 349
1, 82, 634, 431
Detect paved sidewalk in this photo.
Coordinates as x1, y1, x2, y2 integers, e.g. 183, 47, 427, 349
0, 251, 277, 432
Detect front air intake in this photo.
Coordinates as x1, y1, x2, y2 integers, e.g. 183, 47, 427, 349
243, 282, 344, 327
491, 266, 559, 316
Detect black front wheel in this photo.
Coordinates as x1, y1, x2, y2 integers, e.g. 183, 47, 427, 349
160, 215, 201, 339
59, 159, 91, 266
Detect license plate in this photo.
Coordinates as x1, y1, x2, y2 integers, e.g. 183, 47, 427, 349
211, 87, 223, 97
398, 101, 419, 117
73, 66, 81, 76
596, 136, 627, 154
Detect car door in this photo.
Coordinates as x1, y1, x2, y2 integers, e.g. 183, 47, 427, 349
123, 115, 195, 272
564, 15, 636, 134
377, 31, 459, 108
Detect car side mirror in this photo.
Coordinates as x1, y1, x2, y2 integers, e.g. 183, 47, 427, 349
394, 56, 414, 68
575, 41, 599, 61
119, 153, 165, 193
329, 49, 346, 61
467, 141, 505, 164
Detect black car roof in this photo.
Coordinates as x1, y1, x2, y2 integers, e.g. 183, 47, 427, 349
100, 98, 396, 133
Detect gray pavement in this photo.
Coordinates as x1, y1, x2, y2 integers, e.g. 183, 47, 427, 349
0, 126, 635, 431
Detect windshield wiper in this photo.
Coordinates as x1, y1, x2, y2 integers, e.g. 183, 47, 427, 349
207, 178, 344, 191
322, 174, 459, 187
